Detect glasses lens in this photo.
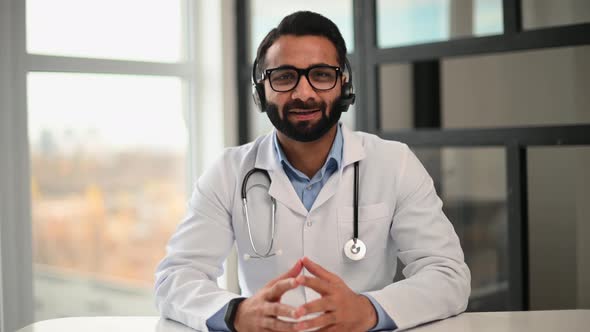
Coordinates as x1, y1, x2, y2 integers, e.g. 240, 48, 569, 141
269, 68, 298, 91
309, 67, 338, 90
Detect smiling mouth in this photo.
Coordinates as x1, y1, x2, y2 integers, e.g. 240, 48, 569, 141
289, 109, 320, 115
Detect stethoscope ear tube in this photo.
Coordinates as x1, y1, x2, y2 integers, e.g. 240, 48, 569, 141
242, 168, 271, 199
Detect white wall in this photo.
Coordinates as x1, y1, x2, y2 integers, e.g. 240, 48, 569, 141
191, 0, 239, 294
192, 0, 237, 170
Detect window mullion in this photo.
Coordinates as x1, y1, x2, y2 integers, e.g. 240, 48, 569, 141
26, 54, 193, 77
1, 0, 34, 330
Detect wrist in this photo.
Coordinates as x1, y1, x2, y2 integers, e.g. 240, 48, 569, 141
233, 301, 245, 330
224, 297, 247, 332
358, 294, 378, 330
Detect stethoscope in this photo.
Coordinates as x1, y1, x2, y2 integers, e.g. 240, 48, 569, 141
241, 161, 366, 261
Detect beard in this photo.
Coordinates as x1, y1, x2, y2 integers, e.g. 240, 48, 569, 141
265, 96, 346, 142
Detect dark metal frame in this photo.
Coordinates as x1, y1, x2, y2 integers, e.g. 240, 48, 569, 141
380, 125, 590, 147
373, 23, 590, 63
236, 0, 590, 311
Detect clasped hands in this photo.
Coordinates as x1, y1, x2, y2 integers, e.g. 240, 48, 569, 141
234, 257, 377, 332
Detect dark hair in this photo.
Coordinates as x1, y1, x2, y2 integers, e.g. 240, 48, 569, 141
255, 11, 347, 79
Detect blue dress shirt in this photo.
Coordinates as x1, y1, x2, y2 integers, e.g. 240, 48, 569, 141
206, 125, 396, 331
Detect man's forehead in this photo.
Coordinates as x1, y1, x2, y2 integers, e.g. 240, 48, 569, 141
264, 35, 339, 68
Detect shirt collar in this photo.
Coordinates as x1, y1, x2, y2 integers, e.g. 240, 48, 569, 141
273, 124, 343, 180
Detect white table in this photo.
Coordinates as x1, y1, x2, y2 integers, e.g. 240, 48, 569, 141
15, 317, 192, 332
15, 310, 590, 332
410, 310, 590, 332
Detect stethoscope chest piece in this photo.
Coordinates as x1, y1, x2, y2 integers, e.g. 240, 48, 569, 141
344, 238, 366, 261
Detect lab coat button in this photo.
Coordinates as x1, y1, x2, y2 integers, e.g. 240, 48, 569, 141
306, 185, 312, 190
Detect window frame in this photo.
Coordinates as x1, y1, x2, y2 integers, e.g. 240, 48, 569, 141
1, 1, 33, 331
0, 0, 237, 330
353, 0, 590, 312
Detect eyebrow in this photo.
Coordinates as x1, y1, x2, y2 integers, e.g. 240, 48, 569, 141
270, 62, 339, 70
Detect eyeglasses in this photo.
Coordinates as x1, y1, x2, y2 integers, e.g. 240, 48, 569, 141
260, 65, 342, 92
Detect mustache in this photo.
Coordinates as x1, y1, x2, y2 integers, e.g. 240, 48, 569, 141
284, 99, 326, 112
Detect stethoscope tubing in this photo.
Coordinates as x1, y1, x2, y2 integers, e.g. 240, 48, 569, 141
241, 168, 277, 258
241, 161, 362, 260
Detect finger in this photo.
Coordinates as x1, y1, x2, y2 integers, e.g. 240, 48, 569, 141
260, 317, 298, 332
277, 259, 303, 279
266, 278, 299, 301
301, 257, 338, 282
295, 297, 335, 318
267, 260, 303, 286
294, 312, 337, 331
263, 302, 298, 319
295, 275, 332, 295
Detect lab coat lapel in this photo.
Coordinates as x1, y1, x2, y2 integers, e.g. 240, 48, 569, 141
340, 124, 366, 168
254, 132, 308, 217
310, 125, 366, 212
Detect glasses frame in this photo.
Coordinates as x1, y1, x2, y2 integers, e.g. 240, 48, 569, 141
260, 65, 342, 92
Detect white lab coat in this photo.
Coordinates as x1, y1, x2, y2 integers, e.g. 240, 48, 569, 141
155, 124, 471, 331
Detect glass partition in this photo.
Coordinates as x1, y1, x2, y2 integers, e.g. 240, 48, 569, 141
414, 147, 509, 311
377, 0, 503, 48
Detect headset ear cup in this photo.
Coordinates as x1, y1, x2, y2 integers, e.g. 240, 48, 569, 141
339, 81, 356, 112
338, 57, 356, 112
251, 58, 267, 112
257, 83, 266, 111
251, 84, 261, 109
252, 82, 266, 112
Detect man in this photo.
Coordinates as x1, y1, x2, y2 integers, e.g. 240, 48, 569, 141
155, 11, 470, 332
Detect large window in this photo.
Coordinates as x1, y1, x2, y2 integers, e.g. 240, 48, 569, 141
24, 0, 193, 321
28, 73, 186, 318
6, 0, 235, 330
26, 0, 183, 62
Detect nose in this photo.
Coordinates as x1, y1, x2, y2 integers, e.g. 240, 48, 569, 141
290, 75, 318, 101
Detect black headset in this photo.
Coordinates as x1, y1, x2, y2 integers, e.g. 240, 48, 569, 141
251, 57, 356, 112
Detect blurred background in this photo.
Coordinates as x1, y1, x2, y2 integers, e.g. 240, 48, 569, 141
1, 1, 589, 331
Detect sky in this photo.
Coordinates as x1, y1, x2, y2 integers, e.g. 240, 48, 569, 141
27, 72, 187, 153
